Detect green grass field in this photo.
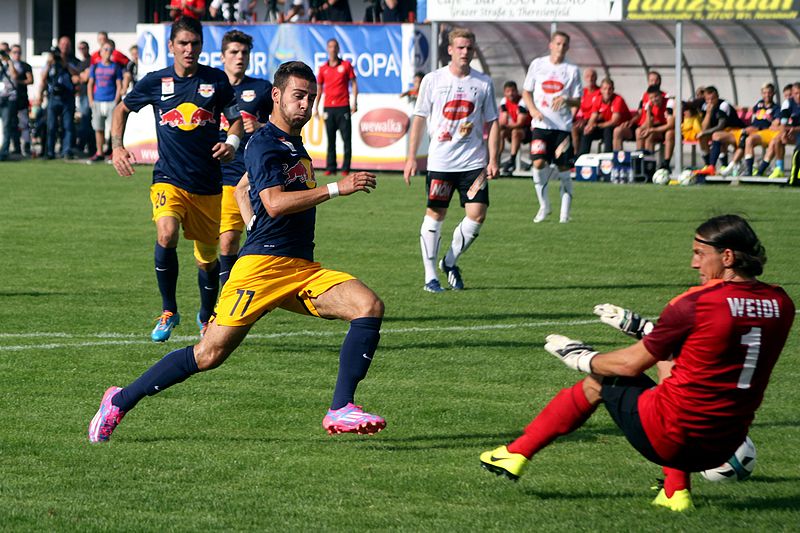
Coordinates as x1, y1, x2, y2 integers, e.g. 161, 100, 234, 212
1, 161, 799, 531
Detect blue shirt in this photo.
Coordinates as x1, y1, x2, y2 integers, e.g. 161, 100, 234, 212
219, 75, 273, 186
123, 64, 238, 195
89, 62, 122, 102
750, 99, 779, 130
241, 122, 317, 261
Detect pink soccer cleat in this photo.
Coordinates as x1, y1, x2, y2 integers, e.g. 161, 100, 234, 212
88, 386, 126, 443
322, 403, 386, 435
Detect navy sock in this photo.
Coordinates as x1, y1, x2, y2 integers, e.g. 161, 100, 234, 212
757, 159, 770, 176
745, 157, 754, 176
219, 254, 238, 289
331, 317, 382, 410
709, 141, 721, 166
198, 262, 220, 323
154, 243, 179, 313
112, 346, 199, 412
702, 153, 710, 165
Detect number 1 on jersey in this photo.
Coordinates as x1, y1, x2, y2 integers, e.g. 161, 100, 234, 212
737, 327, 761, 390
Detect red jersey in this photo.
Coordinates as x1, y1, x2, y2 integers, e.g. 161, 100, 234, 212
592, 94, 631, 124
640, 279, 794, 469
639, 99, 668, 127
90, 49, 130, 67
317, 59, 355, 109
577, 86, 600, 120
169, 0, 206, 19
499, 96, 532, 127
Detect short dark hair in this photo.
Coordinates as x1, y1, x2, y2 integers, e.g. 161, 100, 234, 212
273, 61, 316, 91
170, 16, 203, 43
551, 31, 570, 44
695, 214, 766, 277
783, 83, 793, 93
222, 30, 253, 53
704, 86, 719, 96
647, 84, 661, 94
600, 77, 614, 89
503, 80, 517, 90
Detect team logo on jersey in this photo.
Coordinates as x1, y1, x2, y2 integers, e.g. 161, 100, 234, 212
428, 179, 454, 202
542, 80, 564, 94
198, 84, 215, 97
241, 89, 256, 103
220, 114, 230, 131
241, 110, 259, 123
337, 65, 345, 73
159, 103, 216, 131
283, 159, 316, 189
458, 122, 474, 137
530, 139, 546, 155
438, 130, 452, 142
443, 99, 475, 120
161, 77, 174, 95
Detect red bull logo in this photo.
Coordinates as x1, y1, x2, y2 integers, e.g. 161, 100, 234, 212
220, 114, 230, 131
284, 159, 316, 189
159, 102, 216, 131
240, 110, 259, 122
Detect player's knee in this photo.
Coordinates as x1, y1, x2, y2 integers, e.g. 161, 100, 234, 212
582, 376, 603, 405
357, 293, 384, 319
193, 339, 232, 371
157, 234, 179, 248
196, 258, 218, 271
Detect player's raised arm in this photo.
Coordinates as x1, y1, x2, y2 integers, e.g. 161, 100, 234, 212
110, 101, 135, 176
259, 171, 376, 218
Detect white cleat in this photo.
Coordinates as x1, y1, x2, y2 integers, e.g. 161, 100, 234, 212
559, 216, 570, 223
533, 208, 551, 223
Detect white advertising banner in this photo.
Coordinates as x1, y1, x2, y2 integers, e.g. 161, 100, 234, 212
427, 0, 623, 22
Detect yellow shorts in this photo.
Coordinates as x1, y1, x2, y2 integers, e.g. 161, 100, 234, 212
214, 254, 355, 326
753, 128, 780, 146
151, 183, 221, 263
220, 185, 245, 234
727, 128, 744, 146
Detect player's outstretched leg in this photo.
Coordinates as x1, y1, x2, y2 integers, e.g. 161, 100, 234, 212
532, 166, 551, 223
479, 445, 529, 481
558, 169, 573, 223
420, 215, 444, 293
323, 317, 386, 435
152, 243, 181, 342
652, 467, 694, 512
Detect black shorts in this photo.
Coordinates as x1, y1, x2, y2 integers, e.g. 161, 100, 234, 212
601, 374, 665, 466
530, 128, 575, 167
425, 168, 489, 208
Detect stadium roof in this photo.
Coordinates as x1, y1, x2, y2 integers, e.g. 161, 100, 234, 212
469, 20, 800, 107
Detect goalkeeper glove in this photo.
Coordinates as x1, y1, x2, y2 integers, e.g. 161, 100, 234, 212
593, 303, 654, 339
544, 334, 598, 373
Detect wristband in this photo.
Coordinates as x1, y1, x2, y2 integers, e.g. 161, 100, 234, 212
327, 182, 339, 198
225, 134, 241, 151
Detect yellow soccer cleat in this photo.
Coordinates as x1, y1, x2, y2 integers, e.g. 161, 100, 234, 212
651, 488, 695, 512
479, 445, 529, 481
768, 167, 785, 179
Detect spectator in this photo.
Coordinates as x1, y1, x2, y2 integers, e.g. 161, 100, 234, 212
381, 0, 408, 21
694, 86, 746, 176
314, 38, 358, 176
210, 0, 257, 21
720, 82, 780, 177
323, 0, 352, 21
122, 44, 139, 94
680, 101, 702, 143
9, 44, 33, 158
264, 0, 281, 21
75, 40, 95, 157
0, 44, 19, 161
280, 0, 310, 21
169, 0, 206, 19
400, 71, 423, 104
636, 86, 676, 170
572, 68, 599, 158
579, 77, 630, 155
613, 71, 664, 152
498, 80, 532, 175
87, 41, 124, 163
90, 32, 129, 68
38, 36, 81, 160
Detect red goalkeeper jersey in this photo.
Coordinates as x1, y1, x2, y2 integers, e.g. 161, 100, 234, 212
640, 278, 794, 464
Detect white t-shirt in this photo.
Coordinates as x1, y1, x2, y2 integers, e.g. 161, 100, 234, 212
523, 56, 582, 132
414, 66, 498, 172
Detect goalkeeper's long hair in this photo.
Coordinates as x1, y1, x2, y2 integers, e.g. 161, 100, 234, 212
695, 214, 767, 277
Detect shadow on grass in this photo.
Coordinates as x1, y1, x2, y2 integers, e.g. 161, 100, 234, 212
469, 282, 687, 292
716, 493, 800, 511
383, 312, 592, 323
0, 290, 70, 297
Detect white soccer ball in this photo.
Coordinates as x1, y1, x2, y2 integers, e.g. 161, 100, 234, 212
700, 436, 757, 482
652, 168, 671, 185
678, 169, 696, 186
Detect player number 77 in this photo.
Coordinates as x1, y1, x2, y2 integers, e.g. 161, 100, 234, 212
229, 289, 256, 317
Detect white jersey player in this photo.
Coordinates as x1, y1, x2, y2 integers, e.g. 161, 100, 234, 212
522, 32, 582, 224
404, 28, 500, 294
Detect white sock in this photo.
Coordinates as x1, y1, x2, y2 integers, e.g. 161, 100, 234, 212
444, 216, 482, 267
558, 170, 573, 221
532, 166, 551, 212
420, 215, 442, 283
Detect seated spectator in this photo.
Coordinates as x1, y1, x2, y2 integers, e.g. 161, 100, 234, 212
720, 82, 780, 177
381, 0, 408, 21
400, 71, 424, 104
614, 71, 664, 151
210, 0, 257, 21
756, 82, 800, 178
498, 80, 532, 174
635, 85, 675, 169
280, 0, 310, 21
169, 0, 206, 20
572, 68, 599, 158
680, 101, 702, 142
579, 78, 630, 155
694, 86, 746, 176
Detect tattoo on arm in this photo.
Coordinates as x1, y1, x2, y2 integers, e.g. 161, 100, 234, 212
111, 135, 124, 149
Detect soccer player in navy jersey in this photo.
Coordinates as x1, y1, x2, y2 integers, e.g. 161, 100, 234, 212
216, 30, 273, 294
110, 17, 243, 342
90, 61, 386, 442
480, 214, 794, 512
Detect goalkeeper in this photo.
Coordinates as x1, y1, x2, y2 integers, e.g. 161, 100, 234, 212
479, 214, 794, 512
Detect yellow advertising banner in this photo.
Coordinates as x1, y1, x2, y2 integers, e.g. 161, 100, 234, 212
625, 0, 799, 20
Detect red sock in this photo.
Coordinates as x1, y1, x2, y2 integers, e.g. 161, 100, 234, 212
662, 467, 690, 497
507, 380, 598, 458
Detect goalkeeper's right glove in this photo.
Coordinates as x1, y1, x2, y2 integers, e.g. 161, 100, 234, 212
592, 303, 654, 339
544, 334, 598, 373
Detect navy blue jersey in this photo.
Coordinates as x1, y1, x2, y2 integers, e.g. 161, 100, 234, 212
124, 64, 238, 195
780, 97, 800, 126
750, 99, 779, 130
219, 75, 273, 187
702, 99, 745, 130
240, 122, 317, 261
